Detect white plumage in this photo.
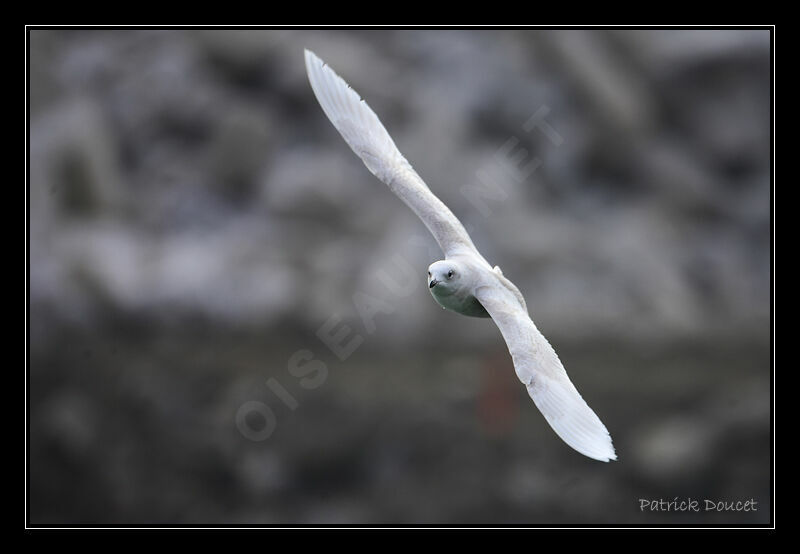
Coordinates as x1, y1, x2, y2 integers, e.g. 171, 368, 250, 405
305, 49, 616, 462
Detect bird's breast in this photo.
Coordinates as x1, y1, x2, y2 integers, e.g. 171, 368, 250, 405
430, 288, 491, 318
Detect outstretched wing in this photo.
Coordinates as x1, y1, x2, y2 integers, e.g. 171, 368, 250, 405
305, 49, 479, 259
475, 282, 616, 462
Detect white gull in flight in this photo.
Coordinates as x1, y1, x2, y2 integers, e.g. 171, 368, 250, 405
305, 49, 616, 462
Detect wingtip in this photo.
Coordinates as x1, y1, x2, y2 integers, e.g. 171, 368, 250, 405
584, 449, 616, 463
586, 425, 617, 462
582, 450, 616, 463
305, 49, 326, 72
531, 378, 618, 463
587, 435, 617, 463
304, 48, 317, 67
598, 449, 618, 463
549, 424, 617, 463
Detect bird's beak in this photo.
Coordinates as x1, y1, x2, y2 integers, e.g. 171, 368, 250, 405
429, 279, 438, 289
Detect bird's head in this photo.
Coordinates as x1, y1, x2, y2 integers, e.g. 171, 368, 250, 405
427, 260, 462, 296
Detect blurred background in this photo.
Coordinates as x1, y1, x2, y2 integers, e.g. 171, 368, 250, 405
28, 29, 771, 525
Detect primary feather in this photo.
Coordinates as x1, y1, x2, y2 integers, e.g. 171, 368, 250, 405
305, 49, 480, 259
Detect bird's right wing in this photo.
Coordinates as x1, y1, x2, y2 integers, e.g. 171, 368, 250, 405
475, 281, 617, 462
305, 49, 479, 259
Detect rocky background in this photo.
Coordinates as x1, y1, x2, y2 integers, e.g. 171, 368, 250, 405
29, 29, 771, 525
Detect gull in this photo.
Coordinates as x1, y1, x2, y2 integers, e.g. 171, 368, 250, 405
304, 50, 616, 462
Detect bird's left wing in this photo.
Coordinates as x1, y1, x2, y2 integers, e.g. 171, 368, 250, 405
475, 281, 617, 462
304, 49, 480, 259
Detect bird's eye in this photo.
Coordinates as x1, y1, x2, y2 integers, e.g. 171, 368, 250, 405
447, 270, 454, 278
427, 271, 431, 277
